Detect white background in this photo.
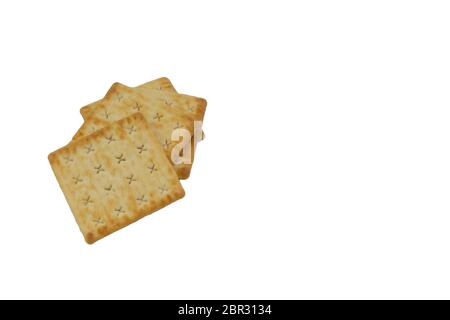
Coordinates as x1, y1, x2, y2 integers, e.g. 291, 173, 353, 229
0, 0, 449, 299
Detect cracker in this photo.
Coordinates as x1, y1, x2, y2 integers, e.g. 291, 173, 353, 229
80, 82, 206, 122
75, 83, 207, 179
48, 113, 185, 244
81, 77, 177, 113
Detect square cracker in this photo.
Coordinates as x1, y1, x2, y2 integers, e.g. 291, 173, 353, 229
74, 83, 207, 179
80, 77, 178, 113
48, 113, 185, 244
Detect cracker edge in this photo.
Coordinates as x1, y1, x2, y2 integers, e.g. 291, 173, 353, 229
72, 117, 111, 140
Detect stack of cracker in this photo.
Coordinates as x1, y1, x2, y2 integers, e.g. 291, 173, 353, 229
48, 78, 207, 244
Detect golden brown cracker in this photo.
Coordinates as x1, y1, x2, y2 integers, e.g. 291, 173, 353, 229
48, 113, 185, 244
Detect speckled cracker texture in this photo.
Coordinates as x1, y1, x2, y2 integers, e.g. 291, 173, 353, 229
48, 113, 185, 244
